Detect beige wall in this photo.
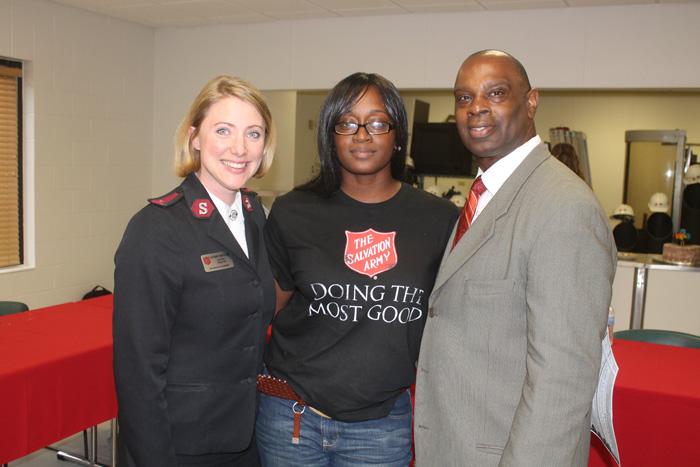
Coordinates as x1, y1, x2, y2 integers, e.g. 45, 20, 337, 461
395, 90, 700, 217
152, 4, 700, 92
151, 3, 700, 195
247, 90, 297, 194
4, 0, 700, 307
536, 91, 700, 216
0, 0, 154, 307
295, 92, 326, 187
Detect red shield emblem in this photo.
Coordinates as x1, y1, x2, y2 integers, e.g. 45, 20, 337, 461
191, 199, 214, 218
344, 229, 397, 278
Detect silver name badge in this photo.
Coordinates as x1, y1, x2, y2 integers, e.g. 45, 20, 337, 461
201, 251, 234, 272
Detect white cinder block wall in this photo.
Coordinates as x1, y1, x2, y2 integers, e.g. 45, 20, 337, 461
151, 3, 700, 196
3, 1, 700, 307
0, 0, 154, 307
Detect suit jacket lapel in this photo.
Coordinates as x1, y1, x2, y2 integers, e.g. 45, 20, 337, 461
205, 212, 253, 268
243, 207, 260, 268
431, 144, 551, 295
432, 198, 499, 293
180, 174, 255, 271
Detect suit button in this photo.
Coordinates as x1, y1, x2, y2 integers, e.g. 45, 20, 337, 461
251, 279, 260, 287
247, 377, 255, 384
428, 307, 436, 317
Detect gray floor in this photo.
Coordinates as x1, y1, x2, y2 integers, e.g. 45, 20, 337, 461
9, 422, 113, 467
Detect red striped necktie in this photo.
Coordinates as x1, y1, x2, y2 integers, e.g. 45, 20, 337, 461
451, 176, 486, 250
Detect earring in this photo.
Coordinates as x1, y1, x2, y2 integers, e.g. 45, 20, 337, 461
395, 145, 402, 152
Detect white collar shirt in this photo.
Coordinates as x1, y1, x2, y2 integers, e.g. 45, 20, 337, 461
472, 135, 542, 223
205, 189, 249, 259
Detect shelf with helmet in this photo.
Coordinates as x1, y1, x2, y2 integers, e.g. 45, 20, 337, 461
620, 131, 700, 253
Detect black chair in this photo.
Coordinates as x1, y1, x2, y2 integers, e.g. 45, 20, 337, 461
0, 301, 29, 316
644, 212, 673, 254
0, 301, 28, 466
612, 221, 639, 252
681, 183, 700, 244
614, 329, 700, 349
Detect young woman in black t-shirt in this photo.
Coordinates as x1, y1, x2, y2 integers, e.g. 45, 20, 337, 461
256, 72, 458, 467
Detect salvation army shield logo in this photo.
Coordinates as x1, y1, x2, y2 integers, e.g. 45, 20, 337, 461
344, 229, 398, 278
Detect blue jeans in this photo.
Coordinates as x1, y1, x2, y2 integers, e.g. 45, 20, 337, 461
256, 390, 412, 467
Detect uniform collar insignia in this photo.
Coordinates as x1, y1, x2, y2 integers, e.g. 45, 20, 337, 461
242, 194, 254, 212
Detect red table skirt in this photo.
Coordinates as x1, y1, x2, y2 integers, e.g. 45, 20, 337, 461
3, 299, 698, 465
0, 296, 117, 464
588, 340, 700, 467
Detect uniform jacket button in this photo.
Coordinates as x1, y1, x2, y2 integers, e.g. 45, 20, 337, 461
428, 307, 436, 317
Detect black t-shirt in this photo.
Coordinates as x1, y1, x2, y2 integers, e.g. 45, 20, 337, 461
264, 183, 459, 421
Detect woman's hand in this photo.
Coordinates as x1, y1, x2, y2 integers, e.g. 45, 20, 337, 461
275, 281, 294, 315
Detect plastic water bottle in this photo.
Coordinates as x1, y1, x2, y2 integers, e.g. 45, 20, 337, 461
607, 306, 615, 344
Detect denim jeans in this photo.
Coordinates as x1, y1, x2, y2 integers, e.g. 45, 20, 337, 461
256, 390, 412, 467
176, 441, 260, 467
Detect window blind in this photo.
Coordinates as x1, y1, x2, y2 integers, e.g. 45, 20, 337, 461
0, 63, 22, 268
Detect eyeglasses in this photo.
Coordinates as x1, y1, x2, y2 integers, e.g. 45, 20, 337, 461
334, 121, 394, 136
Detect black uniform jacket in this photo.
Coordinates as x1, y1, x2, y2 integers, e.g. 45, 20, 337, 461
113, 174, 275, 467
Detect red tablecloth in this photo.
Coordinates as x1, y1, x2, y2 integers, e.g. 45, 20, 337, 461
589, 339, 700, 467
2, 299, 698, 465
0, 295, 116, 464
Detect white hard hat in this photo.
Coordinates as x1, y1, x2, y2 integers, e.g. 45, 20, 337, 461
612, 204, 635, 218
424, 185, 441, 197
648, 192, 669, 213
450, 194, 466, 208
684, 164, 700, 185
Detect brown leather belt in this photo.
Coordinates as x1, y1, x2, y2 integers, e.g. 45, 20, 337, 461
256, 374, 306, 444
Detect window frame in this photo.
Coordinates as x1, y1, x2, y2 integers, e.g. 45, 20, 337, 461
0, 57, 34, 273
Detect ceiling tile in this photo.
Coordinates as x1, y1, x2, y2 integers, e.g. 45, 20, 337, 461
332, 6, 408, 16
48, 0, 680, 28
398, 2, 484, 13
263, 10, 338, 19
310, 0, 404, 9
478, 0, 567, 10
395, 0, 482, 6
235, 0, 329, 15
201, 13, 273, 24
566, 0, 654, 6
50, 0, 149, 18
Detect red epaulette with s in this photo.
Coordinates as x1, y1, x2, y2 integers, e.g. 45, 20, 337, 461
148, 188, 184, 207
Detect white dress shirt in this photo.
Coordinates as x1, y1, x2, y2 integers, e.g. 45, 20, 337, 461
472, 135, 542, 223
205, 189, 249, 259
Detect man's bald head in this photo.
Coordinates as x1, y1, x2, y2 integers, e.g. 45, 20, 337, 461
465, 50, 531, 91
453, 50, 539, 169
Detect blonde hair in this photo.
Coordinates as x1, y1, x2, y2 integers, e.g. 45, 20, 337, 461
174, 75, 276, 178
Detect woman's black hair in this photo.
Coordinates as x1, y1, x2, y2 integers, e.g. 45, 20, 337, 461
297, 72, 408, 196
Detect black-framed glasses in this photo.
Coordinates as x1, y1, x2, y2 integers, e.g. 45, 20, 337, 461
334, 121, 394, 136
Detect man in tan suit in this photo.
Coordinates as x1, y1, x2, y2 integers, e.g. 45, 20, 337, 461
414, 50, 616, 466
